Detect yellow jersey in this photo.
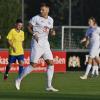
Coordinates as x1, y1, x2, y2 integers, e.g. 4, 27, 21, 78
7, 28, 24, 55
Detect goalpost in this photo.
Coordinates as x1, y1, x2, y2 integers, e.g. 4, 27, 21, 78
61, 26, 88, 51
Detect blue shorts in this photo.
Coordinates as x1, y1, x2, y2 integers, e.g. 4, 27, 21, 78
8, 55, 24, 63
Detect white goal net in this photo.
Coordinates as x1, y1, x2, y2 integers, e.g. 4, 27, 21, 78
61, 26, 88, 51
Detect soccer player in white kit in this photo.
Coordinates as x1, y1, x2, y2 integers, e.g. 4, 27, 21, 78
80, 17, 100, 79
15, 3, 59, 92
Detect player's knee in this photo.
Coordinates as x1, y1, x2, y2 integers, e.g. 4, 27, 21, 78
93, 59, 98, 65
19, 63, 24, 66
30, 62, 37, 67
19, 60, 24, 66
88, 57, 93, 64
45, 60, 54, 66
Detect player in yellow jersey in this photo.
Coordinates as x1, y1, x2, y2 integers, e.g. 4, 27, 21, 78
4, 19, 24, 80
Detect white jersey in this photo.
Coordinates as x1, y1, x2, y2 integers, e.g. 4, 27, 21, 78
86, 26, 100, 48
29, 15, 54, 63
29, 15, 53, 47
85, 26, 100, 58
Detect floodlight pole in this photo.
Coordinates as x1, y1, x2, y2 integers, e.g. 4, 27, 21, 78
22, 0, 24, 24
68, 0, 72, 48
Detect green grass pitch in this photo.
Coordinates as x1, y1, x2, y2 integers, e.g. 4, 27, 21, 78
0, 71, 100, 100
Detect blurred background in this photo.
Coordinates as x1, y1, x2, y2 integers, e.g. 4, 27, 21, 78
0, 0, 100, 50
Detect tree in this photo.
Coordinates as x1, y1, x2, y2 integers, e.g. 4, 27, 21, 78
49, 0, 79, 25
0, 0, 22, 48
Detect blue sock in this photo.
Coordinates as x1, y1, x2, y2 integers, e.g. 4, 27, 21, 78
18, 66, 24, 76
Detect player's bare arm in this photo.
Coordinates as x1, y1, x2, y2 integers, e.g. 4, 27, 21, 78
8, 40, 16, 52
28, 23, 39, 42
85, 39, 89, 48
27, 23, 33, 35
49, 28, 56, 36
80, 37, 87, 43
80, 36, 89, 48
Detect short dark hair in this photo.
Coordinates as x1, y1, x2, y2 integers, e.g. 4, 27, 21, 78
40, 2, 50, 8
16, 19, 23, 24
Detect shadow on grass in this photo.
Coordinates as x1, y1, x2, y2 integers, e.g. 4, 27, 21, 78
0, 92, 100, 100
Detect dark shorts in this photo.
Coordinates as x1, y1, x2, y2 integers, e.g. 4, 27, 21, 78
8, 55, 24, 63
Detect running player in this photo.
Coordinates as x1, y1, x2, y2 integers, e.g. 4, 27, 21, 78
80, 17, 100, 79
15, 3, 59, 92
4, 19, 24, 80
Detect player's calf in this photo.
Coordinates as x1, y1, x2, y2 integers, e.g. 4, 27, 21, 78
4, 74, 8, 80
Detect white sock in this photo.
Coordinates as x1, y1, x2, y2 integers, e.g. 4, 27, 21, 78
85, 64, 92, 76
18, 65, 33, 81
95, 66, 99, 76
47, 65, 54, 88
92, 66, 96, 75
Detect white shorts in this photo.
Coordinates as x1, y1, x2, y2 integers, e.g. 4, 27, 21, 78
30, 41, 53, 63
89, 44, 100, 58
